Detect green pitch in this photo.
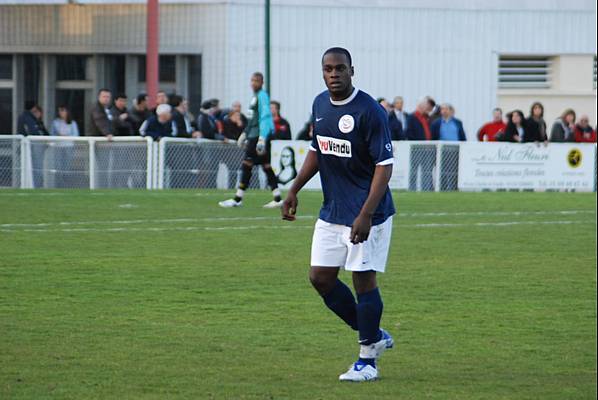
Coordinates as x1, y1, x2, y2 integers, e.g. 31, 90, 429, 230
0, 190, 596, 400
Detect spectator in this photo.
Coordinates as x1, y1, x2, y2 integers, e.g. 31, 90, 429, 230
196, 100, 224, 140
270, 100, 292, 140
140, 104, 174, 141
405, 99, 432, 140
430, 103, 466, 141
574, 115, 596, 143
50, 105, 79, 187
550, 109, 576, 142
17, 101, 48, 136
425, 96, 441, 124
377, 97, 392, 114
223, 110, 245, 141
230, 101, 248, 128
89, 88, 114, 138
150, 90, 169, 115
526, 102, 548, 142
170, 95, 199, 138
501, 110, 528, 142
477, 108, 506, 141
388, 96, 407, 140
112, 93, 133, 136
18, 102, 48, 187
296, 115, 314, 140
128, 94, 151, 135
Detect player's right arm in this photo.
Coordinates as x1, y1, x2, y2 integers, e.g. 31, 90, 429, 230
282, 149, 318, 221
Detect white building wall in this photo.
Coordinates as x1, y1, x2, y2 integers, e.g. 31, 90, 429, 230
223, 1, 596, 138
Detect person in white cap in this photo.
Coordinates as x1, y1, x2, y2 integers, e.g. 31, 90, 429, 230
139, 103, 175, 140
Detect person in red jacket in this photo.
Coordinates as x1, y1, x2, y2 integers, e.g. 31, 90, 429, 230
574, 115, 596, 143
477, 107, 506, 141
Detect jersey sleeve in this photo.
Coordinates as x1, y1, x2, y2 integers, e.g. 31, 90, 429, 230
367, 106, 394, 165
258, 90, 274, 139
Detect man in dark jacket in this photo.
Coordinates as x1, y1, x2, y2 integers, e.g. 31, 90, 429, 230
89, 88, 114, 138
388, 96, 407, 140
128, 94, 151, 135
405, 99, 435, 191
17, 101, 48, 136
111, 93, 133, 136
17, 102, 48, 188
140, 104, 174, 141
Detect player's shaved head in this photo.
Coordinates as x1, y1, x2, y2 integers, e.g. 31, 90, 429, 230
322, 47, 352, 66
251, 72, 264, 92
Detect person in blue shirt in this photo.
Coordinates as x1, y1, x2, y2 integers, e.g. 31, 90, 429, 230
219, 72, 281, 209
430, 103, 466, 141
282, 47, 395, 382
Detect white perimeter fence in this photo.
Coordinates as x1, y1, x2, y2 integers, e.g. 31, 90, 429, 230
0, 136, 595, 192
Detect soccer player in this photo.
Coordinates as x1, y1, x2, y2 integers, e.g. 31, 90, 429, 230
219, 72, 282, 208
282, 48, 395, 382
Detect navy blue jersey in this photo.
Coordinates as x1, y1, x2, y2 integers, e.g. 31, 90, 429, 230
310, 88, 395, 227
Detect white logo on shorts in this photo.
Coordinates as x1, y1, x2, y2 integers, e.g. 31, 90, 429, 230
338, 114, 355, 134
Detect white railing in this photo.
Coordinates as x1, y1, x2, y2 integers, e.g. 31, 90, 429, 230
0, 135, 596, 192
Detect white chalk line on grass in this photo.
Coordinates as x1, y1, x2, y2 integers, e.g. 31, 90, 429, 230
0, 219, 594, 234
0, 209, 593, 229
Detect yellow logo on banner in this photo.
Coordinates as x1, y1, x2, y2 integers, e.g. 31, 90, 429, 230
567, 148, 582, 168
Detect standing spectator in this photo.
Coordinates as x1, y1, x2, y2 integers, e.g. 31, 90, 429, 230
574, 115, 596, 143
230, 101, 248, 128
501, 110, 528, 142
140, 104, 174, 141
170, 95, 199, 138
406, 99, 434, 191
17, 101, 48, 136
295, 115, 314, 140
389, 96, 407, 140
196, 100, 224, 140
270, 100, 292, 140
425, 96, 441, 124
18, 102, 49, 188
377, 97, 392, 114
405, 99, 432, 140
526, 102, 548, 142
128, 94, 151, 135
89, 88, 114, 138
550, 109, 577, 142
430, 103, 466, 141
150, 90, 169, 115
223, 109, 245, 141
477, 108, 506, 142
50, 105, 79, 187
112, 93, 133, 136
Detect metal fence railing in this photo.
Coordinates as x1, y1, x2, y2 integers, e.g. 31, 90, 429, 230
20, 136, 153, 189
1, 135, 595, 192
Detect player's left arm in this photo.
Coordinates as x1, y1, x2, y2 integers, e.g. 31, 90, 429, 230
350, 108, 394, 244
256, 91, 274, 154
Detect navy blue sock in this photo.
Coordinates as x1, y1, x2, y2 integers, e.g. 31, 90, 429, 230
322, 279, 358, 331
356, 287, 384, 345
358, 357, 376, 367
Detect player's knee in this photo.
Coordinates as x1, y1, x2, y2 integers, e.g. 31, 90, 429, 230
352, 270, 377, 294
242, 160, 253, 168
309, 269, 336, 294
263, 163, 272, 170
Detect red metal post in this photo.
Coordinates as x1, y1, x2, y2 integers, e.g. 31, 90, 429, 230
146, 0, 159, 109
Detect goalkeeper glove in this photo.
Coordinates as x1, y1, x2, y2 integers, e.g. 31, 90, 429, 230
237, 132, 247, 148
256, 137, 267, 156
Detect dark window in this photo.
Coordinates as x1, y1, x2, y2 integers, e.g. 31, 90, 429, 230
56, 55, 88, 81
0, 89, 13, 134
0, 55, 12, 80
138, 55, 176, 82
56, 89, 86, 135
24, 55, 41, 106
104, 55, 126, 95
188, 55, 202, 117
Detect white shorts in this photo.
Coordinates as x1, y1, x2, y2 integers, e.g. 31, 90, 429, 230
310, 217, 393, 273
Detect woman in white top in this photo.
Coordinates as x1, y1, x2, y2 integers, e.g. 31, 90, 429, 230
50, 106, 79, 187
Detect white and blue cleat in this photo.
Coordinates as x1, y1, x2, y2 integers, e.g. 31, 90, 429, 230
340, 329, 394, 382
339, 360, 378, 382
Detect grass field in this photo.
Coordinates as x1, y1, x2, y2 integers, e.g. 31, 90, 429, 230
0, 190, 596, 400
